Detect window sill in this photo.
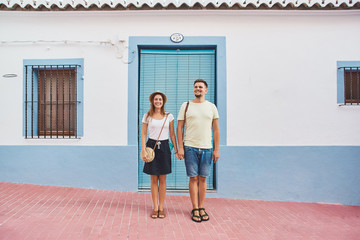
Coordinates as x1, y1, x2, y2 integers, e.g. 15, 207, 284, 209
24, 137, 82, 140
338, 104, 360, 107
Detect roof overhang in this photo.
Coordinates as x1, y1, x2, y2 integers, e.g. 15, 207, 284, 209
0, 0, 359, 10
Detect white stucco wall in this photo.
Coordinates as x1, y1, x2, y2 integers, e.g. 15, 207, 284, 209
1, 10, 360, 146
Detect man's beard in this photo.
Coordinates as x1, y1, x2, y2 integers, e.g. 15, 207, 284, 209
195, 93, 202, 98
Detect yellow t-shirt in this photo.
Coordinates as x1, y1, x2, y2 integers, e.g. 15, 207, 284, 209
178, 101, 219, 149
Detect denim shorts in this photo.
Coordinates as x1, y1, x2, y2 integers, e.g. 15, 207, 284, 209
184, 146, 213, 177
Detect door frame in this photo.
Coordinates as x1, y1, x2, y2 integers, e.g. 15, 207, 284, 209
128, 36, 227, 189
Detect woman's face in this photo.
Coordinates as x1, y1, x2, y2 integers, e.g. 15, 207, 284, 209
153, 94, 163, 109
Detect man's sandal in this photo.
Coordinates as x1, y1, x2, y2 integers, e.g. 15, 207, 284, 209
199, 208, 210, 221
151, 210, 158, 219
191, 209, 202, 223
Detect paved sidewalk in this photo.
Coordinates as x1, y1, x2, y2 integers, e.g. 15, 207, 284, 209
0, 182, 359, 240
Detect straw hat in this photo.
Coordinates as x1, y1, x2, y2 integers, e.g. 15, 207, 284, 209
149, 91, 167, 104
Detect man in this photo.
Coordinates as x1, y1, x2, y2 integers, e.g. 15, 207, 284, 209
177, 79, 220, 223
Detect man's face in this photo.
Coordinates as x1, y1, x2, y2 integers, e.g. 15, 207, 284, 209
194, 82, 208, 98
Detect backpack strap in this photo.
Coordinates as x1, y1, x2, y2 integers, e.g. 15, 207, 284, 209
184, 101, 189, 123
182, 101, 190, 138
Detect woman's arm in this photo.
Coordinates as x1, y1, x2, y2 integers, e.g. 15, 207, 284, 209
169, 120, 179, 159
141, 123, 148, 162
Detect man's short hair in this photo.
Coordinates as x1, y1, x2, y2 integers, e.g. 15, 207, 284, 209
194, 79, 208, 88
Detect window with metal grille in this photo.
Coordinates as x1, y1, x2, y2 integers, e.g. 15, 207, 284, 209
337, 62, 360, 106
344, 68, 360, 105
23, 59, 84, 138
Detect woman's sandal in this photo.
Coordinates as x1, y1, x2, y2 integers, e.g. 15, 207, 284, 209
158, 210, 166, 219
191, 209, 202, 223
151, 210, 158, 219
198, 208, 210, 221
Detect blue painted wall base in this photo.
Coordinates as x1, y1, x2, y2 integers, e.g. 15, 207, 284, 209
0, 145, 359, 206
0, 146, 137, 191
217, 146, 360, 206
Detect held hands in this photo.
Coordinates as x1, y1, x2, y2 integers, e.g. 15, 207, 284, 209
177, 148, 184, 160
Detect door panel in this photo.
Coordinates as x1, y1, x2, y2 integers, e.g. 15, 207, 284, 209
138, 48, 216, 190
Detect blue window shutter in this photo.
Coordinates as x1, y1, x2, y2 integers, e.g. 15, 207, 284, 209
138, 49, 216, 190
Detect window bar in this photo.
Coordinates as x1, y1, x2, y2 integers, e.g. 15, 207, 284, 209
37, 66, 41, 138
74, 65, 78, 138
31, 66, 34, 138
350, 67, 353, 105
356, 67, 360, 105
56, 65, 59, 138
344, 68, 347, 105
62, 66, 65, 138
50, 65, 53, 138
69, 65, 72, 138
25, 65, 28, 138
43, 66, 47, 138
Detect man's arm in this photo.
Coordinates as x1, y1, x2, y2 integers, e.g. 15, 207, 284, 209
212, 118, 220, 163
177, 120, 185, 160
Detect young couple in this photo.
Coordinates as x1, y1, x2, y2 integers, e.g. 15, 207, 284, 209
140, 79, 220, 222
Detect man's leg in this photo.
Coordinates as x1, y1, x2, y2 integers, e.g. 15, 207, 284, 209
198, 176, 209, 220
184, 146, 202, 222
189, 176, 201, 221
197, 149, 213, 221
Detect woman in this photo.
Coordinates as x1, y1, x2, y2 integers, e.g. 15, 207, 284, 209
141, 91, 178, 219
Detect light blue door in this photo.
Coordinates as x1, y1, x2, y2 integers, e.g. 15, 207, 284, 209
138, 48, 216, 190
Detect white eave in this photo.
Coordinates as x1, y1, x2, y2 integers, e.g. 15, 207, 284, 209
0, 0, 359, 10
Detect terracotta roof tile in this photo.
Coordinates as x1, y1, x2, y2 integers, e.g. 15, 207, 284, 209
0, 0, 359, 10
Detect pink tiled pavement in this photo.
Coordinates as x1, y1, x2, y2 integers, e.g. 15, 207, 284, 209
0, 182, 360, 240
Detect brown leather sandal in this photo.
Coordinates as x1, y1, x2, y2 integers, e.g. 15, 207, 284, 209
158, 210, 166, 218
151, 210, 158, 219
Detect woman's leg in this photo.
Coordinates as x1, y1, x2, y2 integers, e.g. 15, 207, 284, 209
150, 175, 159, 212
158, 175, 167, 215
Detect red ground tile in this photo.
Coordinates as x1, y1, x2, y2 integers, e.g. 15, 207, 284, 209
1, 182, 360, 240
